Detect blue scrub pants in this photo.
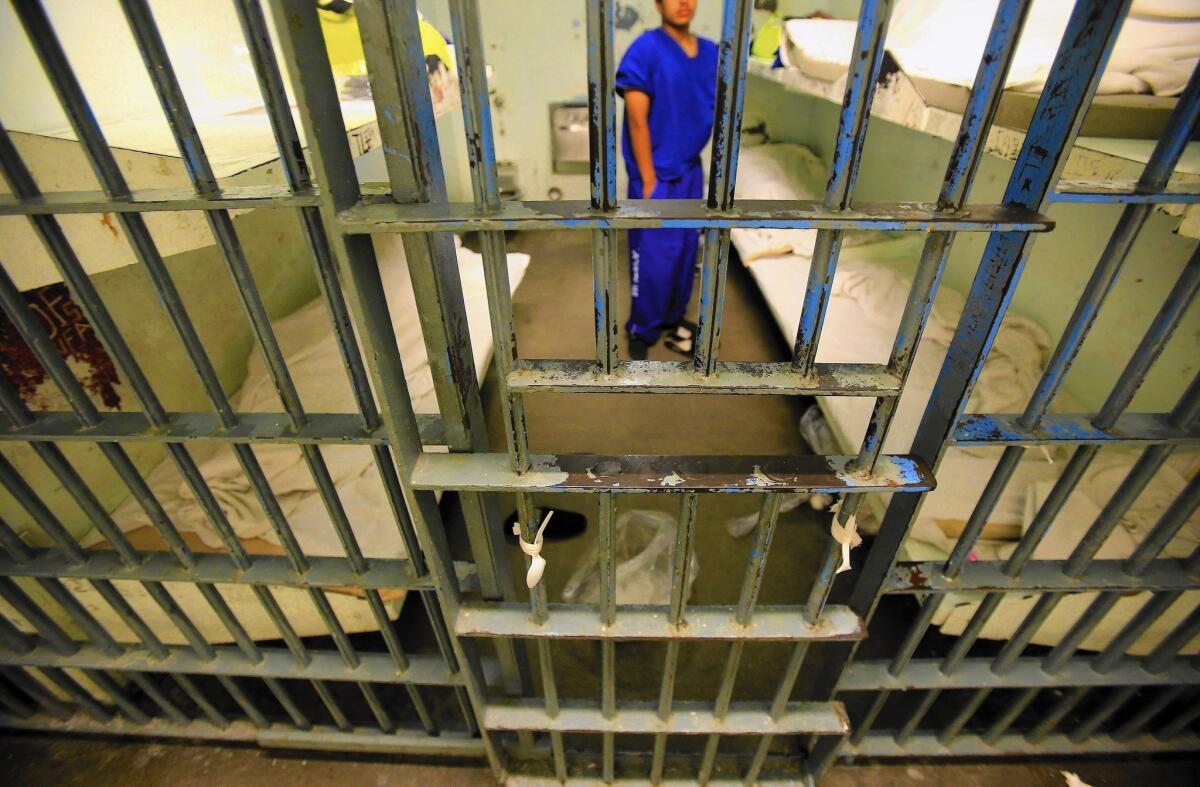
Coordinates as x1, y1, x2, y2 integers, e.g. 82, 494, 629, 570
626, 163, 703, 344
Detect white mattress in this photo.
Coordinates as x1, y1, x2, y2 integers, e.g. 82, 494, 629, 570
734, 143, 1199, 653
783, 0, 1200, 97
110, 236, 530, 561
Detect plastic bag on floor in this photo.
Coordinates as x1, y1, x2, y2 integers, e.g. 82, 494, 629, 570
561, 509, 698, 606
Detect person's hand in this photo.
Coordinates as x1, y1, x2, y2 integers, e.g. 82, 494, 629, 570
645, 178, 658, 199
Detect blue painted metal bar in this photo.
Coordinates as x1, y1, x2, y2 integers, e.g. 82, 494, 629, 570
791, 0, 894, 376
1053, 180, 1200, 204
953, 412, 1200, 446
811, 0, 1140, 772
586, 0, 619, 373
693, 0, 755, 376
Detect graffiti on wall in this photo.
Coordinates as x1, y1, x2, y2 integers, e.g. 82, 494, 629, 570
0, 282, 122, 409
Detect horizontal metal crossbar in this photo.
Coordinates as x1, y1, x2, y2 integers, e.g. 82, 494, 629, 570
0, 642, 460, 685
507, 360, 900, 396
0, 550, 483, 592
337, 199, 1054, 234
483, 699, 849, 735
840, 658, 1200, 691
883, 559, 1198, 593
845, 732, 1200, 757
1053, 179, 1200, 204
0, 715, 485, 756
952, 412, 1200, 446
455, 603, 865, 640
411, 453, 933, 494
0, 411, 447, 447
0, 185, 323, 214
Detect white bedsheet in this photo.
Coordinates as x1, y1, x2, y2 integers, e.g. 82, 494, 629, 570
110, 236, 530, 559
783, 1, 1200, 97
733, 143, 1199, 652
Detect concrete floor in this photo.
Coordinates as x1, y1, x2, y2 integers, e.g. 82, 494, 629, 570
2, 733, 1197, 786
3, 230, 1195, 783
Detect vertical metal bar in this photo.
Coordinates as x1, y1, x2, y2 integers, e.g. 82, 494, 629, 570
266, 0, 500, 771
446, 0, 531, 475
1154, 695, 1200, 740
120, 0, 373, 580
357, 682, 396, 734
0, 578, 78, 655
1092, 591, 1182, 672
650, 494, 699, 781
126, 671, 188, 724
693, 0, 754, 375
845, 0, 1136, 628
1069, 685, 1138, 741
1018, 63, 1200, 431
1027, 686, 1089, 742
0, 680, 35, 718
217, 675, 268, 728
895, 689, 941, 745
586, 0, 619, 372
264, 677, 310, 730
1144, 606, 1200, 674
0, 612, 35, 654
700, 494, 783, 783
1040, 590, 1123, 674
174, 674, 229, 728
1125, 475, 1200, 575
231, 0, 471, 732
1, 667, 73, 720
358, 0, 526, 718
982, 687, 1039, 744
791, 0, 893, 375
1113, 686, 1185, 740
39, 667, 114, 722
2, 662, 73, 719
597, 493, 616, 782
991, 592, 1063, 674
848, 691, 889, 745
311, 679, 352, 732
939, 687, 989, 744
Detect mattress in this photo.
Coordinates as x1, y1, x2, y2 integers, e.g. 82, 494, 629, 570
70, 236, 530, 644
733, 143, 1199, 653
783, 1, 1200, 97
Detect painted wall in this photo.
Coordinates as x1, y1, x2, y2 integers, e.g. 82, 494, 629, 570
742, 76, 1199, 413
418, 0, 729, 202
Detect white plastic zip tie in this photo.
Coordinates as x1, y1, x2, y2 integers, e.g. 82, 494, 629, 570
828, 500, 862, 574
515, 509, 555, 589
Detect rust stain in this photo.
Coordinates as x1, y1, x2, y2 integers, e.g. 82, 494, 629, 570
99, 212, 119, 240
907, 564, 928, 589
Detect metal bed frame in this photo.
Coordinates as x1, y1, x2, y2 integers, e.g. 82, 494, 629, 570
0, 0, 1196, 783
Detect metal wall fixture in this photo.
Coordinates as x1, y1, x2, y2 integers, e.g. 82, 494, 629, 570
0, 0, 1196, 783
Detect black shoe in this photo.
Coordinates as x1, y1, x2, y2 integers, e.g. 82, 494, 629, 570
664, 319, 697, 357
629, 336, 650, 360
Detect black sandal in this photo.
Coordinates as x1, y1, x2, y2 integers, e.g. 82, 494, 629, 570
664, 319, 698, 357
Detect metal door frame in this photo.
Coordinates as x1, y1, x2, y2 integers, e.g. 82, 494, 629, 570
0, 0, 1196, 783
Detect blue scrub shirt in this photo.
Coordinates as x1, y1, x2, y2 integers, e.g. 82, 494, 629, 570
616, 28, 718, 184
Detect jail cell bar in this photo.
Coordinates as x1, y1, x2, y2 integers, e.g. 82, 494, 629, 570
807, 0, 1200, 775
0, 1, 1194, 786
